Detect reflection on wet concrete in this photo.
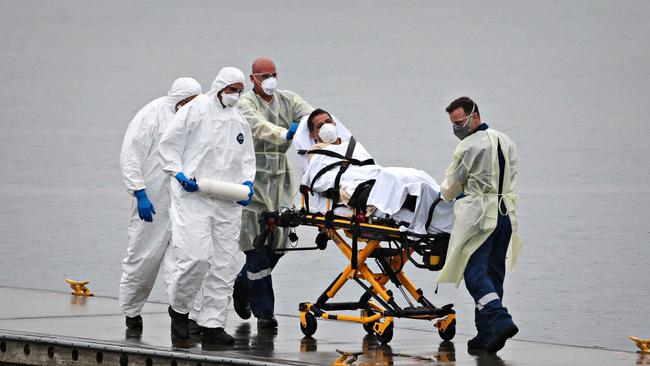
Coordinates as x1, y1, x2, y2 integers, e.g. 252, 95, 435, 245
356, 335, 458, 365
224, 322, 279, 357
467, 349, 506, 366
0, 288, 642, 366
301, 336, 318, 353
124, 328, 142, 339
637, 352, 650, 365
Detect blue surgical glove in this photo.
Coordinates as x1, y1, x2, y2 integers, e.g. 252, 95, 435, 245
285, 121, 299, 141
175, 172, 198, 192
237, 180, 254, 206
134, 189, 155, 222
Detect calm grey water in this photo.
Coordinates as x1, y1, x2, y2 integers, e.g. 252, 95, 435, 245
1, 0, 648, 352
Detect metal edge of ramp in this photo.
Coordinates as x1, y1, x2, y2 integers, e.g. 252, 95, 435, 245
0, 329, 311, 366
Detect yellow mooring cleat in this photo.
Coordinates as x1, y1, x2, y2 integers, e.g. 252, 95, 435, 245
630, 336, 650, 353
65, 279, 93, 297
331, 349, 363, 366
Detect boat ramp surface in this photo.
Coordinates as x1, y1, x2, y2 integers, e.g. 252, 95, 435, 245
0, 287, 643, 365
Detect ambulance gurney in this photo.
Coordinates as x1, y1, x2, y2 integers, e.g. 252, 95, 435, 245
253, 201, 457, 345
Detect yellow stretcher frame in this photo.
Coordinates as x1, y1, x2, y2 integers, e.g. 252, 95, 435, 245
294, 212, 456, 344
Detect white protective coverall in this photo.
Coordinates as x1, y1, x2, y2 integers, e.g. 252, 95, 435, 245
236, 90, 313, 252
436, 128, 521, 286
118, 77, 202, 317
158, 68, 255, 328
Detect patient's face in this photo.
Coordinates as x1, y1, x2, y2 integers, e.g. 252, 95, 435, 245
311, 113, 336, 142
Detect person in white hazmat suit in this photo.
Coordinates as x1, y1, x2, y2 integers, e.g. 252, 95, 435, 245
232, 57, 314, 329
436, 97, 522, 354
118, 77, 201, 333
158, 67, 255, 346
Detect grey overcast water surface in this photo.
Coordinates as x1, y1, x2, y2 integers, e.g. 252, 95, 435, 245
1, 0, 648, 352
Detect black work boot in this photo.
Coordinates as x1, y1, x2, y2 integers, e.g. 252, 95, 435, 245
168, 306, 189, 340
201, 327, 235, 346
232, 279, 251, 320
188, 319, 202, 335
125, 315, 143, 330
467, 336, 484, 349
257, 314, 278, 329
485, 324, 518, 353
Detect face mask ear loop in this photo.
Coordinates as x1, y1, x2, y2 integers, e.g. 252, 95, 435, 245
464, 102, 476, 128
463, 114, 473, 128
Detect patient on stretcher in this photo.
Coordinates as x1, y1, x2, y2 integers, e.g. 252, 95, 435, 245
294, 108, 454, 235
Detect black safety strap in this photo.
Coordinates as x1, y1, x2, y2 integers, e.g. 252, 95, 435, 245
306, 148, 347, 160
345, 136, 357, 159
425, 197, 442, 230
347, 179, 376, 211
325, 137, 357, 227
309, 148, 374, 166
310, 161, 345, 193
497, 140, 505, 196
350, 212, 359, 270
497, 140, 507, 215
308, 158, 375, 193
332, 137, 357, 195
307, 140, 374, 195
343, 138, 360, 269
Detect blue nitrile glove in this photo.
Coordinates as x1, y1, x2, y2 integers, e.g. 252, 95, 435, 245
237, 180, 254, 206
134, 189, 155, 222
285, 121, 299, 141
175, 172, 198, 192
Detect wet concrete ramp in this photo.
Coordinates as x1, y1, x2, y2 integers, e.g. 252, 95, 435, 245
0, 287, 642, 365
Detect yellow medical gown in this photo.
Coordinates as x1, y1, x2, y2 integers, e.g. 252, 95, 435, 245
437, 128, 522, 286
236, 90, 313, 251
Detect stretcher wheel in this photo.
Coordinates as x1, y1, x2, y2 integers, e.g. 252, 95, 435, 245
300, 312, 317, 337
376, 324, 394, 345
438, 319, 456, 341
361, 309, 377, 334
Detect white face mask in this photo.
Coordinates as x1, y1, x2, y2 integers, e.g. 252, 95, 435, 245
261, 77, 277, 96
220, 92, 239, 107
318, 123, 338, 144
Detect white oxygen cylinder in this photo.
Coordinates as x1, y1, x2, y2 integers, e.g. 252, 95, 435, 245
197, 179, 249, 202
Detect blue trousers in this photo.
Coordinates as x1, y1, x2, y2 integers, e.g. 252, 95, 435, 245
234, 248, 283, 318
464, 211, 514, 341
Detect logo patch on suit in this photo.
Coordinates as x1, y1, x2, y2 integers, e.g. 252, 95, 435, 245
236, 132, 244, 144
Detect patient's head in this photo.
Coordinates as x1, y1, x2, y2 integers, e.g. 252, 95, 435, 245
307, 108, 338, 144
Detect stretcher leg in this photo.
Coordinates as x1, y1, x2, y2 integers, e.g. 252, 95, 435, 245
293, 221, 455, 344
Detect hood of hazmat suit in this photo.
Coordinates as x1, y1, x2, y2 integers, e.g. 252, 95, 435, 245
208, 67, 245, 95
158, 67, 254, 327
436, 128, 521, 287
236, 87, 314, 251
121, 77, 203, 194
118, 77, 202, 317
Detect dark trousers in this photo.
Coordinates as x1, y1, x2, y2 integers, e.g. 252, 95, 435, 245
464, 211, 514, 341
234, 248, 283, 318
